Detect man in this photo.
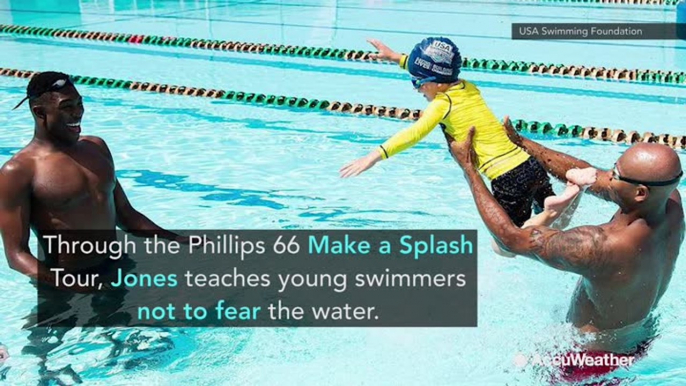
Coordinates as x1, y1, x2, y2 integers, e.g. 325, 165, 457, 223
446, 117, 683, 381
0, 71, 184, 288
0, 71, 184, 384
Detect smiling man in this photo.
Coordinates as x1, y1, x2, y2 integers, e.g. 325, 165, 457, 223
0, 71, 186, 383
446, 118, 684, 382
0, 71, 183, 288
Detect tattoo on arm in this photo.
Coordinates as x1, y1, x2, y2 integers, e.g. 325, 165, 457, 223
525, 225, 609, 275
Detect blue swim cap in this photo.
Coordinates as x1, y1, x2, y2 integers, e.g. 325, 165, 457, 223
407, 37, 462, 83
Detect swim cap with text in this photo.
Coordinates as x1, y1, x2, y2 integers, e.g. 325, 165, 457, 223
407, 37, 462, 83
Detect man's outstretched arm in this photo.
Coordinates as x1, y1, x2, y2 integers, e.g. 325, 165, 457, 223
113, 181, 185, 241
502, 117, 613, 202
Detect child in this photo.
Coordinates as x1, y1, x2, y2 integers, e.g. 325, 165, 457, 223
340, 37, 578, 232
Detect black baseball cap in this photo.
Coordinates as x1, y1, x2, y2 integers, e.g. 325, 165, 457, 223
13, 71, 73, 110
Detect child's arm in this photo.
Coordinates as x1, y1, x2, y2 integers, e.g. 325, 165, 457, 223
366, 39, 413, 73
378, 96, 450, 159
340, 97, 450, 178
367, 39, 404, 64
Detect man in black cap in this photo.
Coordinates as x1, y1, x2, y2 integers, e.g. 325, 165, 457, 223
0, 72, 184, 383
0, 71, 183, 286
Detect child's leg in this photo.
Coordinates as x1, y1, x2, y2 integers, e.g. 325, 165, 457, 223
547, 184, 583, 229
523, 183, 581, 228
493, 184, 583, 256
489, 159, 541, 256
491, 175, 584, 258
521, 210, 557, 229
489, 195, 532, 256
492, 238, 516, 257
543, 182, 580, 218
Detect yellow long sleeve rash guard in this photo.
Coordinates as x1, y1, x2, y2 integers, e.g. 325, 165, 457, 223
378, 55, 530, 180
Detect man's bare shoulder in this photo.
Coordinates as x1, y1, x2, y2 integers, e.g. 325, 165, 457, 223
80, 135, 113, 159
599, 219, 654, 263
0, 152, 36, 195
0, 150, 36, 178
80, 135, 108, 148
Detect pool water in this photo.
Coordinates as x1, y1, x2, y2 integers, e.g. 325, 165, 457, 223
1, 0, 685, 385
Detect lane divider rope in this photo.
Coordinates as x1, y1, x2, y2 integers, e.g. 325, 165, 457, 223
524, 0, 679, 5
1, 67, 683, 150
1, 24, 685, 87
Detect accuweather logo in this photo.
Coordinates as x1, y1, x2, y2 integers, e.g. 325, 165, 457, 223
513, 352, 636, 368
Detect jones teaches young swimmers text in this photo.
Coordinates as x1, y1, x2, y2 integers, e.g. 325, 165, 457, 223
37, 230, 478, 327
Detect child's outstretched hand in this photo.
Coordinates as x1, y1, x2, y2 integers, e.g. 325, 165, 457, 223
367, 39, 402, 63
340, 151, 382, 178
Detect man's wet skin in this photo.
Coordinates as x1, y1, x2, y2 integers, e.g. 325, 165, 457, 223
24, 86, 118, 270
568, 143, 684, 350
447, 120, 684, 353
0, 72, 182, 287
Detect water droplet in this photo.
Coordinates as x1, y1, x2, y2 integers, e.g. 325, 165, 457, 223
513, 353, 528, 368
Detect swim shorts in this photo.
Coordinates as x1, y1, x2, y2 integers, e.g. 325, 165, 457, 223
490, 157, 555, 227
556, 340, 651, 384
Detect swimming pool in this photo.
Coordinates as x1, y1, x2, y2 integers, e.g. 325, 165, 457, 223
1, 0, 685, 384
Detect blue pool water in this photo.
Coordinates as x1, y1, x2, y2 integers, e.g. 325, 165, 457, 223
1, 0, 685, 385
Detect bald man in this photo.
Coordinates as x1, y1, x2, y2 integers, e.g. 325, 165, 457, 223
446, 118, 683, 381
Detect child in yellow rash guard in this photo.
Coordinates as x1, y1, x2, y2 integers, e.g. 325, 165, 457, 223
340, 37, 578, 228
378, 77, 529, 180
